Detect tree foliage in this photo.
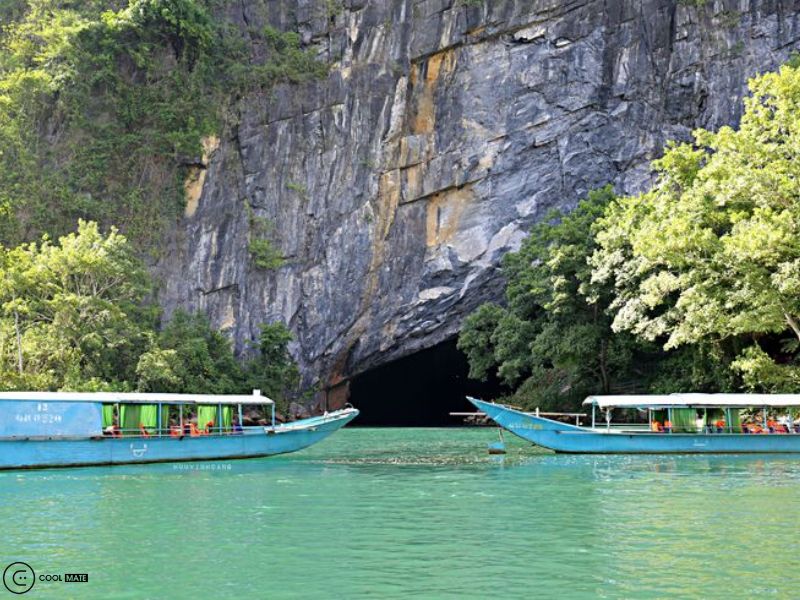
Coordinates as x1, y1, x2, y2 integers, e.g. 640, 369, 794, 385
247, 322, 300, 405
460, 187, 665, 411
0, 221, 300, 407
592, 64, 800, 392
136, 310, 244, 394
0, 220, 154, 389
460, 64, 800, 406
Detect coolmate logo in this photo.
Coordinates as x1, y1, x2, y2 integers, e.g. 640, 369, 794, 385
2, 562, 35, 594
2, 563, 88, 593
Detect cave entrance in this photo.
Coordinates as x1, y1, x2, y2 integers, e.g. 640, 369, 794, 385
347, 338, 507, 426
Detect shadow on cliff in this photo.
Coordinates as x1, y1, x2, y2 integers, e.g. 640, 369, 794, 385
348, 339, 506, 426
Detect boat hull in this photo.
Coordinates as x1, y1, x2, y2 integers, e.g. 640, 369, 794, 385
468, 398, 800, 454
0, 409, 358, 470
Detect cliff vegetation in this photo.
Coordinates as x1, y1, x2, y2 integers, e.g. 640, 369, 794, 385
0, 0, 325, 249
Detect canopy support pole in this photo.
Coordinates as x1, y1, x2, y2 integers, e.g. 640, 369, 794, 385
763, 406, 768, 431
271, 404, 276, 428
218, 403, 223, 436
725, 408, 731, 434
157, 403, 162, 437
668, 408, 673, 434
179, 403, 183, 434
238, 404, 243, 429
592, 404, 596, 429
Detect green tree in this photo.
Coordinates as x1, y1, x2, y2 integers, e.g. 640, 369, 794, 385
591, 64, 800, 391
135, 345, 181, 391
137, 310, 244, 393
136, 311, 302, 410
245, 322, 300, 411
0, 217, 304, 401
459, 187, 653, 410
0, 220, 154, 389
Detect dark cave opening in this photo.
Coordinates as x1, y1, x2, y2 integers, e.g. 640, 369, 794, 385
348, 338, 507, 426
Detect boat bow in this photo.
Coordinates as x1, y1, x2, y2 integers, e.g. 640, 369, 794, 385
467, 397, 584, 448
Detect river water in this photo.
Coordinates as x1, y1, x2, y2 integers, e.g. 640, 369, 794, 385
1, 428, 799, 598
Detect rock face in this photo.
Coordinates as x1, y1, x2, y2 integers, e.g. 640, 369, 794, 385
157, 0, 800, 405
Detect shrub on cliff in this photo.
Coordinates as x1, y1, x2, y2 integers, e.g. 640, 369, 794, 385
0, 0, 327, 249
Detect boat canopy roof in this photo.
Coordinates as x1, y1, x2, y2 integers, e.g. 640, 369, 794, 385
0, 390, 274, 405
583, 393, 800, 409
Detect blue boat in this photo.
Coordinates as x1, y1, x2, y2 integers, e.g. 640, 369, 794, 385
468, 394, 800, 454
0, 390, 358, 470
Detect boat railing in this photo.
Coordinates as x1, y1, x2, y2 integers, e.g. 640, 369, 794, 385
590, 424, 800, 434
107, 409, 353, 439
109, 423, 286, 438
603, 424, 651, 431
455, 410, 588, 426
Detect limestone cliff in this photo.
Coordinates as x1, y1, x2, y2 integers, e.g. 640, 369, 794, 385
157, 0, 800, 406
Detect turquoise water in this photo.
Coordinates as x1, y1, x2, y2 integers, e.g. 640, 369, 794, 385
2, 428, 800, 599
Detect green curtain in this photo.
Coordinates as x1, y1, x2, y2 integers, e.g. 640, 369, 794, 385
671, 408, 697, 432
161, 405, 171, 431
197, 405, 218, 431
120, 405, 141, 434
222, 406, 232, 431
140, 405, 158, 430
102, 404, 114, 428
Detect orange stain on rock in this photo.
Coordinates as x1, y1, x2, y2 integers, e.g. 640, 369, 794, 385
426, 185, 473, 247
411, 49, 457, 135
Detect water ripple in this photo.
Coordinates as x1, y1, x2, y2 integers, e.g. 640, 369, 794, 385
2, 428, 799, 598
